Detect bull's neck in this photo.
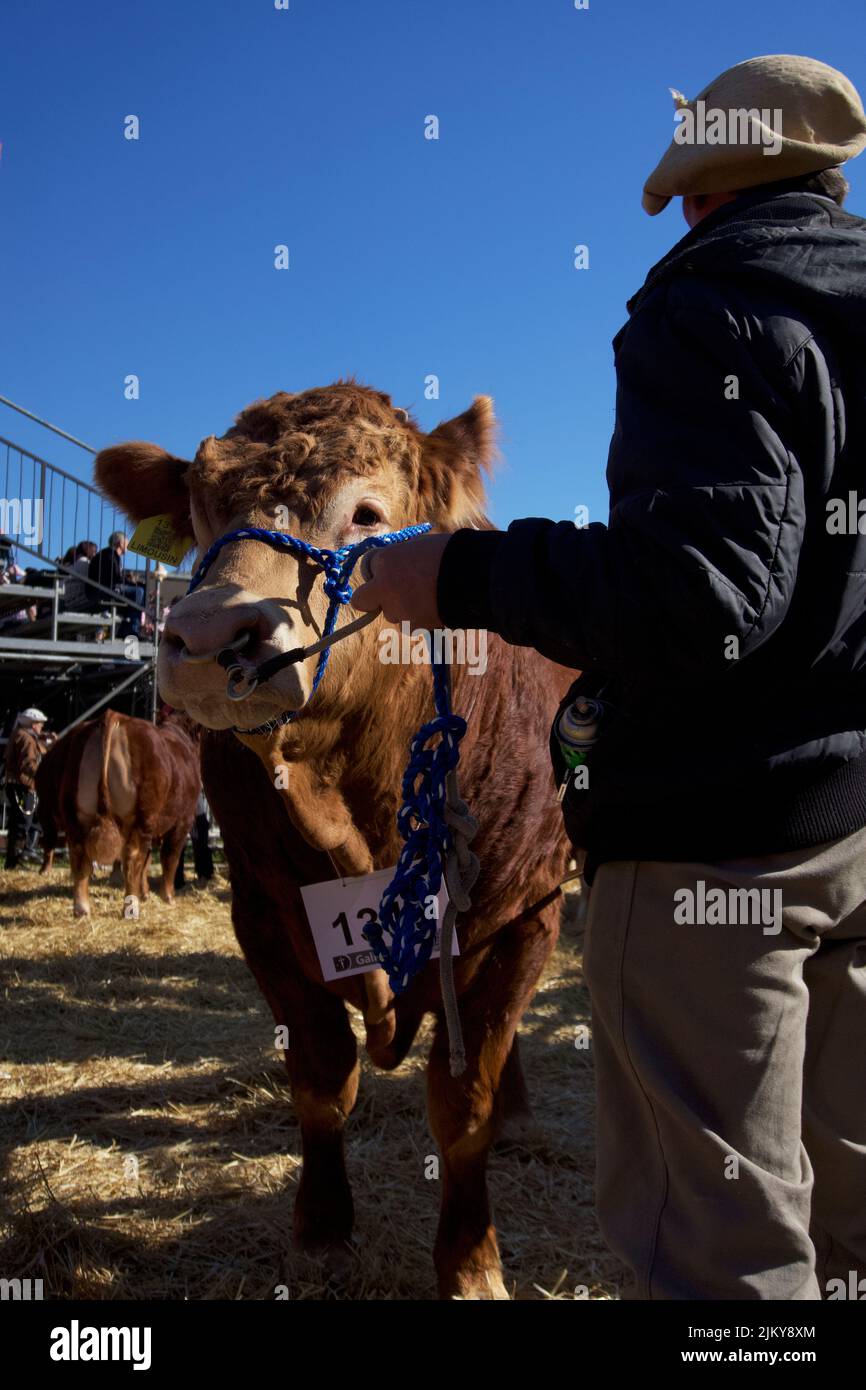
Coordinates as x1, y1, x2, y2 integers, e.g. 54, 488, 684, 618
306, 655, 435, 781
262, 655, 468, 870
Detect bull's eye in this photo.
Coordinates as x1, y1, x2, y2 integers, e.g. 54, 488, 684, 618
352, 504, 381, 527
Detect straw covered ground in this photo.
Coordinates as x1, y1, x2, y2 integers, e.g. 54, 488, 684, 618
0, 861, 622, 1300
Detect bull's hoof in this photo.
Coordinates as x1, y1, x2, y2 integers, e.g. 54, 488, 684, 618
494, 1109, 538, 1149
364, 1013, 398, 1066
293, 1182, 354, 1261
295, 1234, 353, 1275
123, 895, 140, 920
293, 1211, 353, 1253
443, 1267, 510, 1300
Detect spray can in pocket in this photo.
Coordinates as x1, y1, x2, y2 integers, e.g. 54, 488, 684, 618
556, 697, 603, 802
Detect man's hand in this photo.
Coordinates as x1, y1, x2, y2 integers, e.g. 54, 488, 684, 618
352, 532, 451, 630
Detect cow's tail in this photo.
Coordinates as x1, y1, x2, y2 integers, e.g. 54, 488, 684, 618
85, 710, 123, 863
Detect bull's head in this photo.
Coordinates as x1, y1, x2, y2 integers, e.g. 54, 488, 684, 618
95, 384, 495, 732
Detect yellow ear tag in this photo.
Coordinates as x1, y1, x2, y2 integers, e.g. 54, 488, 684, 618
128, 515, 194, 566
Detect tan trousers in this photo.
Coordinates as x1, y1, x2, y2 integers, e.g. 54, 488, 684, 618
583, 827, 866, 1299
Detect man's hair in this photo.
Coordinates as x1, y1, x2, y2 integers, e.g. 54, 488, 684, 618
108, 530, 127, 548
742, 166, 849, 206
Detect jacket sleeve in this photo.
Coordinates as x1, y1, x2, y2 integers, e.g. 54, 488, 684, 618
6, 729, 41, 785
437, 285, 812, 680
20, 733, 42, 784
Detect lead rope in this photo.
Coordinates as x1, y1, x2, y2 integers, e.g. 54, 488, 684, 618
439, 667, 479, 1076
360, 653, 476, 1077
187, 523, 474, 1075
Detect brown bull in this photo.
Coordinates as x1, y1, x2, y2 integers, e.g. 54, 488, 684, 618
95, 383, 572, 1298
36, 709, 200, 918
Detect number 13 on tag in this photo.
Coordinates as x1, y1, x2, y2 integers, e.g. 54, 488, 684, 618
300, 867, 457, 983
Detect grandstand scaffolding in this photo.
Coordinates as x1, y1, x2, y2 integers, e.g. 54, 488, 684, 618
0, 397, 190, 747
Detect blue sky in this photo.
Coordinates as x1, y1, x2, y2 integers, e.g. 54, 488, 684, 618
1, 0, 864, 546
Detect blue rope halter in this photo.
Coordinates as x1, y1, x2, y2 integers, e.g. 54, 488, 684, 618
187, 524, 431, 733
185, 523, 469, 993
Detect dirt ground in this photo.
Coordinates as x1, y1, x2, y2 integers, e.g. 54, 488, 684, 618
0, 861, 622, 1300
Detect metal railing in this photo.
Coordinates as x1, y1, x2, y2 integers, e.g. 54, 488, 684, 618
0, 433, 159, 627
0, 421, 156, 731
1, 435, 135, 572
0, 401, 193, 730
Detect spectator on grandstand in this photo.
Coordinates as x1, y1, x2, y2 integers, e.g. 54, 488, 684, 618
62, 539, 97, 609
87, 531, 145, 637
0, 534, 36, 627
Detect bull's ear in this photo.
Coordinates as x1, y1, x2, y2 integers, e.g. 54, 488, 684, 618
94, 442, 191, 535
418, 396, 496, 528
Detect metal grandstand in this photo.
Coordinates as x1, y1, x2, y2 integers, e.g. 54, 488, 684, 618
0, 396, 190, 742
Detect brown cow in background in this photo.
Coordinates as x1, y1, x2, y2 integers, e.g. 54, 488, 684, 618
95, 383, 572, 1298
36, 709, 200, 918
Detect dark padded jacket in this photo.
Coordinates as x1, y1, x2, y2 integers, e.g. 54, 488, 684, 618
437, 189, 866, 878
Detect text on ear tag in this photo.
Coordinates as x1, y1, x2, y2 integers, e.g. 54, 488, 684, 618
129, 514, 194, 565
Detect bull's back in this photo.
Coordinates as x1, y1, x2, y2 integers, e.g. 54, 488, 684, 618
76, 720, 136, 822
114, 718, 199, 837
68, 712, 199, 841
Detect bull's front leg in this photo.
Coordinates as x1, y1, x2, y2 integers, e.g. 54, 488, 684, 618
233, 897, 360, 1255
250, 746, 398, 1054
426, 909, 559, 1299
291, 1010, 359, 1253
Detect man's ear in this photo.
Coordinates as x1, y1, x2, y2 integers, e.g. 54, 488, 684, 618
94, 442, 192, 535
418, 396, 497, 527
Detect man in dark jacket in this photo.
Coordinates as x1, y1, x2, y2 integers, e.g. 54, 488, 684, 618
354, 56, 866, 1299
88, 530, 144, 637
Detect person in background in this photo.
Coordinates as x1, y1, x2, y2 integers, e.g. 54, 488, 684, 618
173, 791, 215, 891
0, 534, 36, 627
4, 708, 54, 868
88, 531, 144, 637
0, 535, 25, 582
354, 56, 866, 1301
62, 539, 97, 610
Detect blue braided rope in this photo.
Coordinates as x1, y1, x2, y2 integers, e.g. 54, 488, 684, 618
362, 660, 467, 993
186, 522, 467, 994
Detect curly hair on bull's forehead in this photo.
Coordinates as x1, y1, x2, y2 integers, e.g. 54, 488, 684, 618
228, 382, 415, 444
183, 382, 493, 529
191, 384, 420, 518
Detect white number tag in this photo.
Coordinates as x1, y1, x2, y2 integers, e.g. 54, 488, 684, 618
300, 866, 457, 983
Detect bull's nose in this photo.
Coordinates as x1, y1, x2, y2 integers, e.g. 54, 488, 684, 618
162, 598, 265, 660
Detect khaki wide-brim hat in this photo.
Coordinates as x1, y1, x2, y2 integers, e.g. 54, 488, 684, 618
643, 54, 866, 214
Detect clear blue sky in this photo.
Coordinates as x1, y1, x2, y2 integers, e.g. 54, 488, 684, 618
1, 0, 863, 541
